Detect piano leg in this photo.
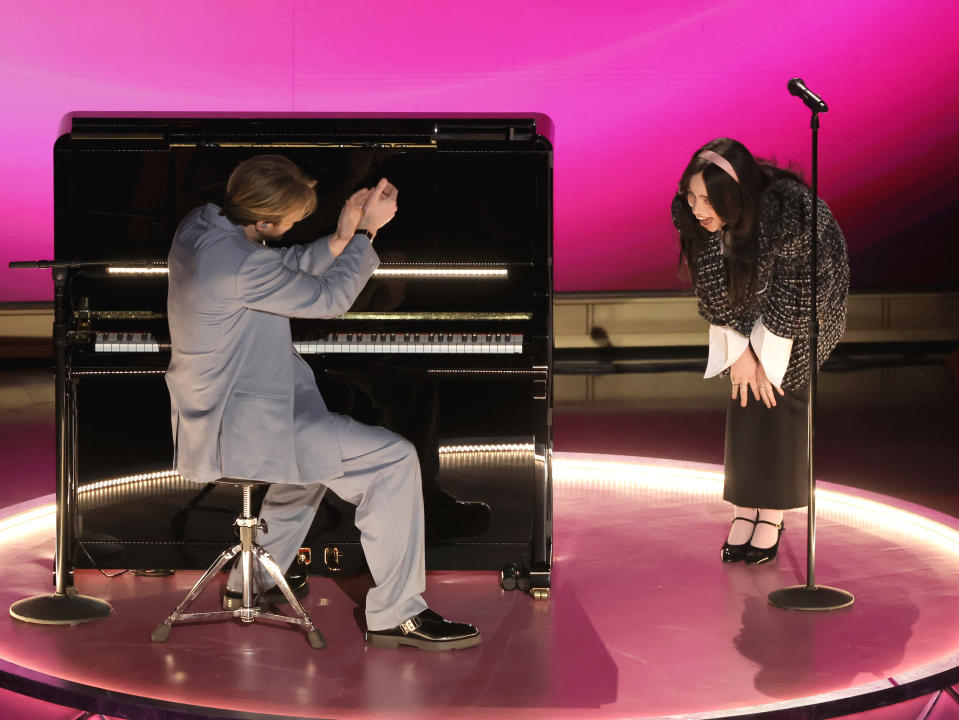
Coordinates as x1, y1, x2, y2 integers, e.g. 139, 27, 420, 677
528, 440, 552, 600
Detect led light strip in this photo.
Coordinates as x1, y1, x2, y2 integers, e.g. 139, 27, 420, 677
73, 370, 166, 376
105, 266, 509, 279
556, 458, 722, 488
428, 369, 539, 375
439, 443, 535, 454
107, 267, 167, 275
80, 469, 185, 493
339, 312, 530, 320
0, 470, 192, 536
372, 268, 507, 278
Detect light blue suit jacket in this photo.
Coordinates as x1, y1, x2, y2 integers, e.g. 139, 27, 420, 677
165, 204, 379, 484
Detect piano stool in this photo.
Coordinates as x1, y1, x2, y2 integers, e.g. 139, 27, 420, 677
150, 478, 325, 649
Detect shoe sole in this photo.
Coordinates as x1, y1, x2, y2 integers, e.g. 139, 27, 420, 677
366, 633, 482, 651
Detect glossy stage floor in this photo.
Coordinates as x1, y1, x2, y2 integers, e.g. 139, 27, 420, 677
1, 454, 958, 720
1, 364, 958, 720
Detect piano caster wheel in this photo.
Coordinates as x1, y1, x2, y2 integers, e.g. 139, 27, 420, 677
501, 565, 541, 595
530, 587, 550, 601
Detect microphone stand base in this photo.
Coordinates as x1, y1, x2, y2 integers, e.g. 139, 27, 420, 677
768, 585, 854, 611
10, 592, 113, 625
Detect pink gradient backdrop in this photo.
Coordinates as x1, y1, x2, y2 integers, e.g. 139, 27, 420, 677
1, 0, 957, 300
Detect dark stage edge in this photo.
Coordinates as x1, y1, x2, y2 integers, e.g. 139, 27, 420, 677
0, 453, 958, 720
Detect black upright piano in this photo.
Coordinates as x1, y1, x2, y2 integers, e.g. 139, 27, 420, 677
55, 115, 553, 594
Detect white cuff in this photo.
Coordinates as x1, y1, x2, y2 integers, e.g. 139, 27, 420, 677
749, 316, 792, 388
704, 325, 749, 379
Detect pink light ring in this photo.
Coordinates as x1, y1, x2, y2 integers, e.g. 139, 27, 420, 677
697, 150, 739, 183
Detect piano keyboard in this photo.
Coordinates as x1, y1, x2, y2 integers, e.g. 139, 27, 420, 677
94, 332, 161, 353
93, 331, 523, 354
294, 332, 523, 354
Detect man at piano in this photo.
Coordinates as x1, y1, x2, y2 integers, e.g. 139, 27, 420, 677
164, 155, 481, 651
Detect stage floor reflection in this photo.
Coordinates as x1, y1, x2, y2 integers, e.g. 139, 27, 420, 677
1, 453, 958, 720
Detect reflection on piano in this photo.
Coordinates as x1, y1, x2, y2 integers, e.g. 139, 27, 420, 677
57, 115, 553, 595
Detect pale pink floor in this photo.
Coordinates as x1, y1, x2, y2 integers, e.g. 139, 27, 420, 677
1, 365, 957, 719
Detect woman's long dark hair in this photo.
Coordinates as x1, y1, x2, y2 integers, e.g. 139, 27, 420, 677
676, 138, 804, 306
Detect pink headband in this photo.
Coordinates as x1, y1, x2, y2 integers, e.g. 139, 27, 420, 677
697, 150, 739, 183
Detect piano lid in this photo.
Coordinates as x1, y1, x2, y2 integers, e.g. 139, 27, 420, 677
55, 115, 553, 317
60, 113, 553, 146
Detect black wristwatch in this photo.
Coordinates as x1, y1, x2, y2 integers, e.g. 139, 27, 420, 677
355, 228, 374, 240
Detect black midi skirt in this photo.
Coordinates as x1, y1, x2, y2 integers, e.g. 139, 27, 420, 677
723, 388, 809, 510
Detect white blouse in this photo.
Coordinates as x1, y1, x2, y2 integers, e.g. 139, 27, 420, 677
704, 317, 793, 389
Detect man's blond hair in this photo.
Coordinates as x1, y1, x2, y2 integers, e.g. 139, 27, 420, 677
220, 155, 317, 225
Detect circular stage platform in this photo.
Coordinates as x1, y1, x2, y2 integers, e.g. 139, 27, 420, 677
1, 453, 958, 719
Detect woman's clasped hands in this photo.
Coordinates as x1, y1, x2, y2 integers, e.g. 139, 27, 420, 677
729, 347, 785, 408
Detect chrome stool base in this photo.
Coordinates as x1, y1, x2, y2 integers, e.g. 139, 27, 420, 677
150, 480, 325, 649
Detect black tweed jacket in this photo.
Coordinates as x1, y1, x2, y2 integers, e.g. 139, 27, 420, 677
671, 178, 850, 391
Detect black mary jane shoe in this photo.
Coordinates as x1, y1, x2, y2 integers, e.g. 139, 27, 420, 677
365, 609, 482, 651
721, 513, 758, 563
745, 519, 785, 566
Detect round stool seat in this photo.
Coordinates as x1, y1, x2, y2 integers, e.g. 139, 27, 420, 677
210, 478, 272, 488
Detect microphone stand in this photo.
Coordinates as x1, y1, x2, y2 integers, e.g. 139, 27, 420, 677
8, 260, 113, 624
768, 92, 854, 612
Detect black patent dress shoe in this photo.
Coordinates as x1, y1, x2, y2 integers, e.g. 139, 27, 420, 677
721, 513, 758, 563
365, 609, 481, 651
745, 519, 785, 565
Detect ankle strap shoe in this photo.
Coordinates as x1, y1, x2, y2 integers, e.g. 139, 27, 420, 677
721, 513, 758, 563
745, 520, 785, 566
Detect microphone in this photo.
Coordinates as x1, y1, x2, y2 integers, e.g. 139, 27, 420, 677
787, 78, 828, 113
